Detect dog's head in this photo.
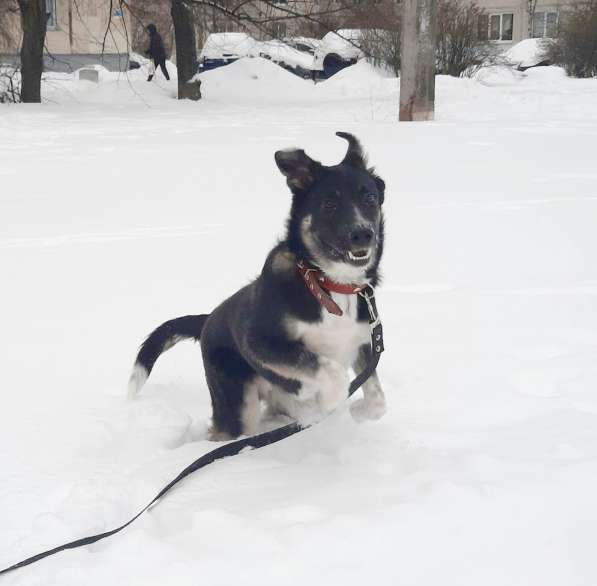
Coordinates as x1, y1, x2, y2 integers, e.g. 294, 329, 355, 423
276, 132, 385, 284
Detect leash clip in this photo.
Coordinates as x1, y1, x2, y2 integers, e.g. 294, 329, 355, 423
359, 286, 381, 329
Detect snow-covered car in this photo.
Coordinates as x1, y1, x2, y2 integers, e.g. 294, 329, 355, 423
313, 29, 364, 78
283, 36, 321, 56
198, 33, 317, 79
198, 32, 256, 72
128, 51, 150, 71
255, 39, 317, 79
502, 38, 551, 71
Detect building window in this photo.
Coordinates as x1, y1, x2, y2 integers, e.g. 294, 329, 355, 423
46, 0, 57, 29
488, 13, 513, 41
532, 10, 558, 38
273, 22, 287, 37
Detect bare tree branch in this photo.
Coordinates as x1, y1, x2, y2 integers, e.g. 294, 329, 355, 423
102, 0, 114, 55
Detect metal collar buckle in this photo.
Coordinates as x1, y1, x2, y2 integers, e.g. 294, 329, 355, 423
358, 286, 381, 329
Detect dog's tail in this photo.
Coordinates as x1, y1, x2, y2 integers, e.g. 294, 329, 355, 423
127, 314, 209, 398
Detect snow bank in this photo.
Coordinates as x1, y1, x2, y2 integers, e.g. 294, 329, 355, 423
197, 57, 395, 103
474, 64, 527, 86
198, 57, 312, 102
524, 65, 567, 82
319, 60, 387, 87
39, 61, 178, 105
316, 60, 396, 99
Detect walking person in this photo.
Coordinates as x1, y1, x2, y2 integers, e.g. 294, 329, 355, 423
145, 24, 170, 81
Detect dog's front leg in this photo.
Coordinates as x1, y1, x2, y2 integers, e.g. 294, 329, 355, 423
247, 338, 350, 421
303, 356, 351, 413
269, 355, 350, 418
349, 343, 387, 422
266, 357, 350, 425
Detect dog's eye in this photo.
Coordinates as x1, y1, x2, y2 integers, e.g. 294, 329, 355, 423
363, 192, 378, 206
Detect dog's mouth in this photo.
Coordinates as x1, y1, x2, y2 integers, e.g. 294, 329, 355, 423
310, 234, 374, 268
346, 249, 372, 266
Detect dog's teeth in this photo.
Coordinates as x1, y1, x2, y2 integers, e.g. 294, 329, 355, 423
348, 250, 371, 261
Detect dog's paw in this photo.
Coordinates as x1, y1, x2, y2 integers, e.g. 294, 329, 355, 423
294, 398, 327, 427
207, 426, 233, 442
350, 395, 387, 422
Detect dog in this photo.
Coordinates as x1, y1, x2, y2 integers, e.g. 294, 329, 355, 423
128, 132, 387, 439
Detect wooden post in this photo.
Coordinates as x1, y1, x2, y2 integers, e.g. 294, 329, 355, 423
399, 0, 437, 121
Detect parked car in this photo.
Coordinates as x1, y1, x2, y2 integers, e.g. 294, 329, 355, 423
198, 32, 255, 72
283, 37, 321, 56
198, 31, 364, 80
256, 39, 317, 79
313, 30, 364, 79
502, 38, 551, 71
198, 33, 318, 79
128, 51, 149, 70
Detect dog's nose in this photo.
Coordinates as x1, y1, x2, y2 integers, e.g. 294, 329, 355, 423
349, 228, 374, 248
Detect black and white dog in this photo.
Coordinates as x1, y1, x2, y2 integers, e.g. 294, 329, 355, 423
128, 132, 387, 439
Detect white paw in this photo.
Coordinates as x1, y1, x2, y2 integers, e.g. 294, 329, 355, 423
294, 398, 327, 427
207, 427, 233, 442
350, 396, 387, 422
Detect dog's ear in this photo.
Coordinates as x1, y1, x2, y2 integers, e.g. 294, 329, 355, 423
275, 149, 322, 193
372, 173, 385, 205
336, 131, 367, 170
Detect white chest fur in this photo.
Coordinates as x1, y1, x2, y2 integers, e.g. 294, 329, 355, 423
286, 292, 370, 367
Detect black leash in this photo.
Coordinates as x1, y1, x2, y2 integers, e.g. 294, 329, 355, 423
0, 287, 383, 578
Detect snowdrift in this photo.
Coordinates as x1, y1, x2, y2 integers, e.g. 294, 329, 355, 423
198, 57, 313, 102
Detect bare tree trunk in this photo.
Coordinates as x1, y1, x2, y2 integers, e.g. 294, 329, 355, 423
171, 0, 201, 100
527, 0, 537, 37
68, 0, 73, 50
399, 0, 436, 121
18, 0, 47, 103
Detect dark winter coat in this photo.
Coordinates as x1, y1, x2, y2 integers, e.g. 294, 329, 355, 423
146, 24, 167, 62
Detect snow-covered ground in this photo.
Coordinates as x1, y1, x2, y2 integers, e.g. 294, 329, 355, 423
1, 60, 596, 585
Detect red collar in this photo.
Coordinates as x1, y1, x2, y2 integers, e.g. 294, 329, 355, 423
296, 261, 366, 316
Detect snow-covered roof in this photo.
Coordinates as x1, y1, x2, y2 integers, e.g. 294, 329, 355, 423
254, 40, 315, 70
503, 38, 550, 69
284, 37, 322, 54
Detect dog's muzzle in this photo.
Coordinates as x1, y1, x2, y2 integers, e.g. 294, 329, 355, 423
346, 228, 375, 265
